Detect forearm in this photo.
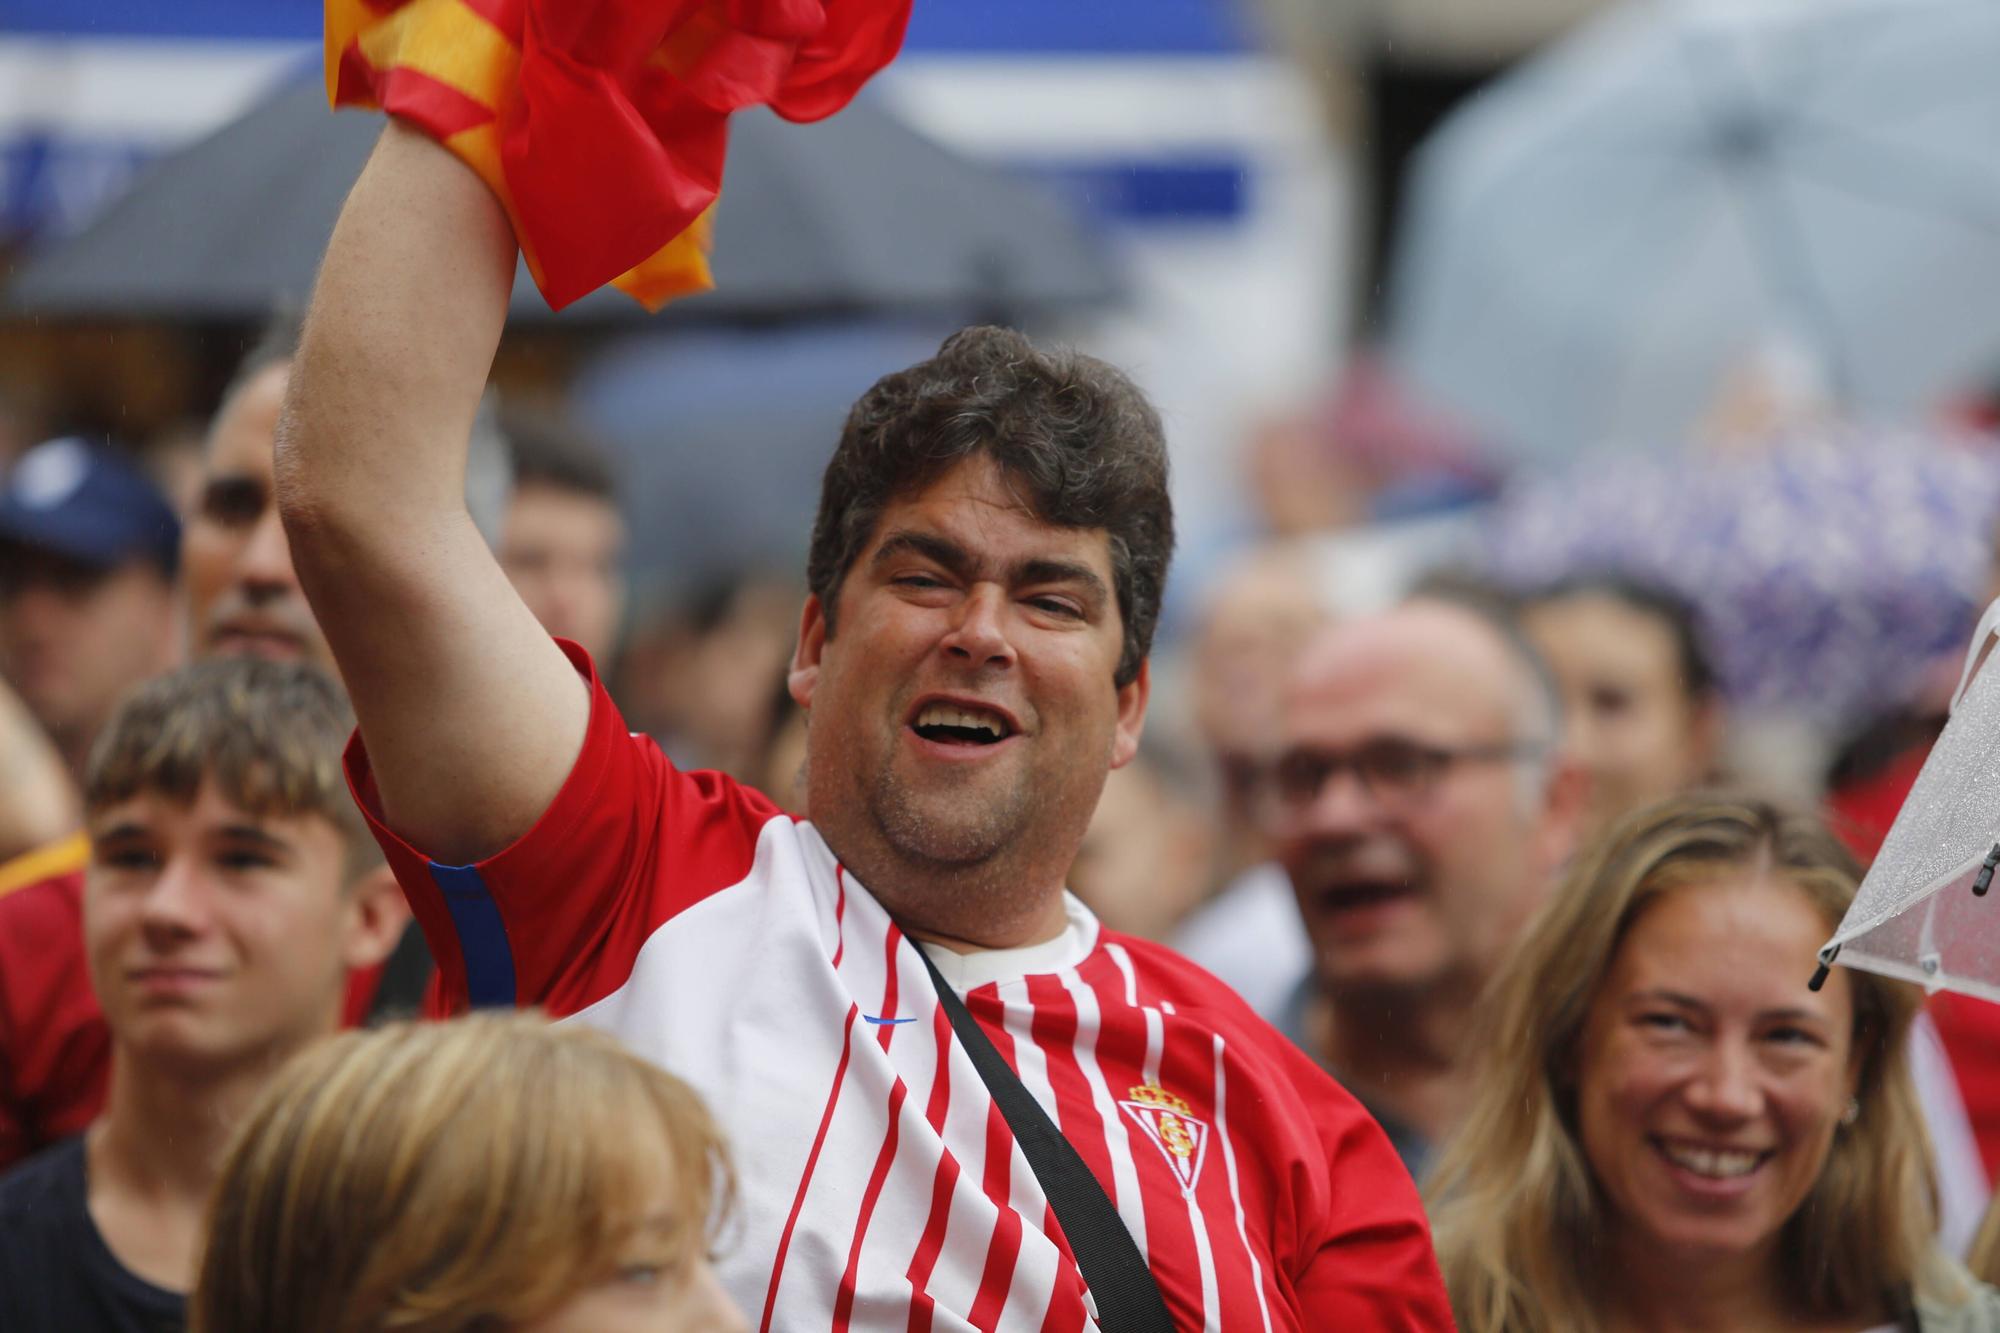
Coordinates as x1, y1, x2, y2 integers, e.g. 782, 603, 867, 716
278, 119, 588, 865
278, 121, 513, 546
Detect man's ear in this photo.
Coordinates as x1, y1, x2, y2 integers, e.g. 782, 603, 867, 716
1536, 753, 1592, 876
787, 593, 826, 712
1109, 659, 1151, 771
341, 865, 412, 972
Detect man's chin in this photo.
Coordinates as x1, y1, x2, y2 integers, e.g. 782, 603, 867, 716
872, 785, 1026, 869
1314, 936, 1452, 999
884, 817, 1015, 870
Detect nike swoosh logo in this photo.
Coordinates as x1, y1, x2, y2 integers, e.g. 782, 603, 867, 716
864, 1015, 917, 1026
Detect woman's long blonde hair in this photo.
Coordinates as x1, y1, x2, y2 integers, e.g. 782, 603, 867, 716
1427, 792, 1935, 1333
1973, 1199, 2000, 1287
191, 1011, 733, 1333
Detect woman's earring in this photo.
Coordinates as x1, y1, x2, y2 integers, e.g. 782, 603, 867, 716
1841, 1097, 1860, 1126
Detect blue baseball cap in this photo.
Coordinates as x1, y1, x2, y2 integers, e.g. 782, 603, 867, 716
0, 437, 180, 577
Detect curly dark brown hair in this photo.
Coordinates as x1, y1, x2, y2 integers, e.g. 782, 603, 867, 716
806, 326, 1173, 686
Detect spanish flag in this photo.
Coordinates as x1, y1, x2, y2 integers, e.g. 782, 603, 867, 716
327, 0, 912, 311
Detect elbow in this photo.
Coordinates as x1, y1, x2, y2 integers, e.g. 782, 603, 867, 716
271, 416, 339, 553
272, 403, 379, 579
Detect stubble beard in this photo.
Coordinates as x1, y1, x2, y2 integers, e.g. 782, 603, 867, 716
836, 748, 1057, 936
873, 756, 1035, 866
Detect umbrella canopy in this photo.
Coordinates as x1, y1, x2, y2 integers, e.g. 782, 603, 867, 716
568, 321, 949, 594
1821, 605, 2000, 1003
1478, 428, 2000, 727
1, 74, 1121, 325
1386, 0, 2000, 465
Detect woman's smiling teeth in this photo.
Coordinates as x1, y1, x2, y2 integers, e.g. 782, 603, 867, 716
913, 703, 1011, 744
1655, 1139, 1768, 1179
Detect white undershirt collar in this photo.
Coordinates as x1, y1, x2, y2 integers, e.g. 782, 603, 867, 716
916, 892, 1100, 993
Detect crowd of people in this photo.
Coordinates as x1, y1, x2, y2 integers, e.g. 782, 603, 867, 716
3, 106, 2000, 1333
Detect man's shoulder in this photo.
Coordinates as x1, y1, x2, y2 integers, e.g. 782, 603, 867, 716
0, 867, 93, 1025
0, 1137, 186, 1333
0, 863, 84, 931
1092, 928, 1278, 1022
1091, 930, 1385, 1112
0, 1135, 83, 1217
0, 833, 87, 901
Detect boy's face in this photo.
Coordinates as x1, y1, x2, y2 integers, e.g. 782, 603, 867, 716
85, 779, 373, 1073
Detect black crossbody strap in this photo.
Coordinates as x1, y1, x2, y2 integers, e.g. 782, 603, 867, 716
913, 942, 1177, 1332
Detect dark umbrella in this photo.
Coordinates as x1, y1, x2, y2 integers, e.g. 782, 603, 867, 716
1, 74, 1121, 324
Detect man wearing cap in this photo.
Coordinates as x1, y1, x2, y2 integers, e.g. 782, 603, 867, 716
0, 438, 180, 781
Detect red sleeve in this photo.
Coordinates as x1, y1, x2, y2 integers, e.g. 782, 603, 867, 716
344, 639, 785, 1017
1292, 1101, 1456, 1329
0, 872, 109, 1171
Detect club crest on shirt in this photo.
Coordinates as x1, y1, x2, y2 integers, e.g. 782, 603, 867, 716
1119, 1083, 1209, 1194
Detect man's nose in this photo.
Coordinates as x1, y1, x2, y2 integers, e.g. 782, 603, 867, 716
941, 584, 1016, 668
237, 505, 300, 594
137, 855, 211, 940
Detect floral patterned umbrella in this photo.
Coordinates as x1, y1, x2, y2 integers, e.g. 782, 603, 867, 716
1478, 427, 2000, 728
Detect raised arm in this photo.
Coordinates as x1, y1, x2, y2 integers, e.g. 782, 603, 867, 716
0, 677, 77, 864
277, 122, 588, 865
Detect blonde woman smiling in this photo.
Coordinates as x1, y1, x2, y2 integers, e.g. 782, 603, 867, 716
1430, 794, 2000, 1333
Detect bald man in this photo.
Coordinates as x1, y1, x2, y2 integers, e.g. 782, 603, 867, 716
1267, 597, 1586, 1178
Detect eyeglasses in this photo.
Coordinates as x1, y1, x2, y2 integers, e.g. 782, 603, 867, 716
1264, 737, 1544, 814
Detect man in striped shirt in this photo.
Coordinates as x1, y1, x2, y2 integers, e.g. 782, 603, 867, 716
282, 122, 1455, 1331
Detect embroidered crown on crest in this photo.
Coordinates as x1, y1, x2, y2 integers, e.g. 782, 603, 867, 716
1126, 1083, 1193, 1115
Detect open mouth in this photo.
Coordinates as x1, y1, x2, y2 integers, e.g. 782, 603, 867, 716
1317, 880, 1416, 914
910, 702, 1015, 747
1652, 1138, 1772, 1181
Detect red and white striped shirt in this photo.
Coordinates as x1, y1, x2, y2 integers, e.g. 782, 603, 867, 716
348, 643, 1451, 1330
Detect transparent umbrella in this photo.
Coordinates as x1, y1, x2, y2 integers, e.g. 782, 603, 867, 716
1387, 0, 2000, 465
1819, 601, 2000, 1002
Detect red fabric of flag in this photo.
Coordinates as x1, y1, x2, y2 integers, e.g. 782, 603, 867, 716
328, 0, 912, 310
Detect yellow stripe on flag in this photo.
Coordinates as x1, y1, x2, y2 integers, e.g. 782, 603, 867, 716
612, 209, 716, 311
356, 0, 521, 110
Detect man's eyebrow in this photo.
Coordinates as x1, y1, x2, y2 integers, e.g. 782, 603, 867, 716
89, 821, 151, 845
872, 532, 1109, 607
215, 823, 292, 852
1017, 558, 1109, 609
872, 530, 972, 577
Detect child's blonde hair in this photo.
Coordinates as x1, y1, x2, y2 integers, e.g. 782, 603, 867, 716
191, 1011, 732, 1333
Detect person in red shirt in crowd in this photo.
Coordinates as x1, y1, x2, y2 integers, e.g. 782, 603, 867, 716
275, 122, 1454, 1328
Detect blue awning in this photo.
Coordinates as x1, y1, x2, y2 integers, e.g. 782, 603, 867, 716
0, 1, 1256, 247
0, 0, 1252, 52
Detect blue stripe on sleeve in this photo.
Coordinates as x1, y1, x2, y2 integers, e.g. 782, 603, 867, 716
425, 862, 518, 1008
